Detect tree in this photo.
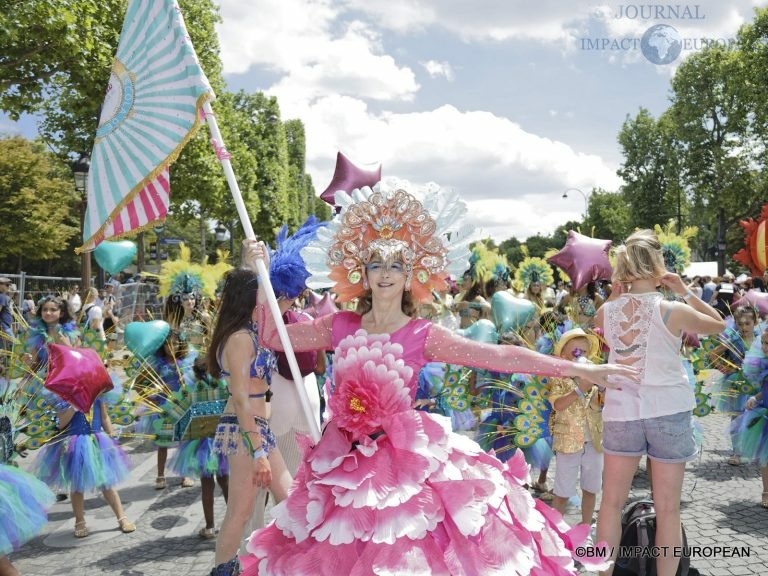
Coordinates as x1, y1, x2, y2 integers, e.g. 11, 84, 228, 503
582, 189, 632, 244
668, 45, 760, 274
0, 137, 79, 272
617, 108, 684, 231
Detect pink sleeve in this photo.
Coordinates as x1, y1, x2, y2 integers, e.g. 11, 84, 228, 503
257, 303, 334, 352
423, 323, 571, 377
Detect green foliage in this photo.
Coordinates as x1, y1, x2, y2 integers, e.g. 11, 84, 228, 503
582, 189, 632, 244
0, 137, 80, 271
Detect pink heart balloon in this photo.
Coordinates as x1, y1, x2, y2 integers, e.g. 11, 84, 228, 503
547, 230, 613, 291
733, 289, 768, 318
491, 291, 536, 332
45, 344, 113, 413
320, 151, 381, 206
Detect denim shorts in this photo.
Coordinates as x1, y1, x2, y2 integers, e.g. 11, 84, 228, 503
602, 411, 697, 463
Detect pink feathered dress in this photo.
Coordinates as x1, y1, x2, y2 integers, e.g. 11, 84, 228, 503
241, 311, 604, 576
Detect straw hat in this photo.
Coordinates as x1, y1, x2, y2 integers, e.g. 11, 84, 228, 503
553, 327, 600, 360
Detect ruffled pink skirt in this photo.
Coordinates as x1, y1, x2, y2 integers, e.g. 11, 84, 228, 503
240, 410, 598, 576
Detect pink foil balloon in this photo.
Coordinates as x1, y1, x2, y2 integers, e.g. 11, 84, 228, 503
733, 289, 768, 318
45, 344, 113, 413
308, 292, 339, 318
319, 151, 381, 206
547, 230, 613, 291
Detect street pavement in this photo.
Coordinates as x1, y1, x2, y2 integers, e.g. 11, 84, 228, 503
8, 395, 768, 575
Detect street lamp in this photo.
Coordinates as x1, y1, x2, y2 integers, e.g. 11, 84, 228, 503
72, 153, 92, 289
561, 188, 590, 214
214, 222, 235, 262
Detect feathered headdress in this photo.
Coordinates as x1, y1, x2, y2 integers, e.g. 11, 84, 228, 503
301, 178, 479, 303
515, 245, 554, 290
159, 244, 230, 300
654, 220, 697, 275
269, 216, 326, 299
467, 243, 510, 285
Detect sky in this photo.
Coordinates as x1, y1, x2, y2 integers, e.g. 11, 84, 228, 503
3, 0, 767, 244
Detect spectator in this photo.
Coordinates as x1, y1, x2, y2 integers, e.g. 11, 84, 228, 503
555, 280, 570, 307
0, 278, 14, 353
67, 284, 82, 316
21, 292, 37, 323
701, 275, 717, 304
711, 273, 739, 318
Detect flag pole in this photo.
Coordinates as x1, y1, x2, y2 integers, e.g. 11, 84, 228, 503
201, 101, 321, 443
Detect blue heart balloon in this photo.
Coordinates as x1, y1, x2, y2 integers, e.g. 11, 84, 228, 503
491, 291, 536, 332
94, 240, 138, 275
456, 319, 499, 343
124, 320, 170, 360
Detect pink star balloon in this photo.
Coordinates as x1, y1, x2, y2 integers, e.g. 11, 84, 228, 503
45, 344, 113, 413
319, 151, 381, 206
734, 289, 768, 318
547, 230, 613, 291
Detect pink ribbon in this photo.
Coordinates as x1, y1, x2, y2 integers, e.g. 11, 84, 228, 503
210, 138, 232, 161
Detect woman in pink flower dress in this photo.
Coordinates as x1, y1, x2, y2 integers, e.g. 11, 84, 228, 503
237, 180, 638, 576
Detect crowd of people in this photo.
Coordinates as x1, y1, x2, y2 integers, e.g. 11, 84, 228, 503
1, 181, 768, 576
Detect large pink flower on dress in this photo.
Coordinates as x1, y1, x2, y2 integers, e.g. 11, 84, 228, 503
328, 330, 413, 440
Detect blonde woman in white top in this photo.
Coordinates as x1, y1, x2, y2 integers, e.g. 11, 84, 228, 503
594, 229, 725, 576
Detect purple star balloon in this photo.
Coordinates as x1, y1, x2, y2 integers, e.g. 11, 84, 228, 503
319, 151, 381, 206
547, 230, 613, 291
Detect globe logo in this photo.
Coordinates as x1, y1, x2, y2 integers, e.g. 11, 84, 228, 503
641, 24, 682, 65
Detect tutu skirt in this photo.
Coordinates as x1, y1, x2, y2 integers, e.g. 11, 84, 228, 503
240, 410, 600, 576
710, 373, 752, 415
170, 438, 229, 479
730, 407, 768, 466
31, 432, 131, 493
0, 464, 55, 555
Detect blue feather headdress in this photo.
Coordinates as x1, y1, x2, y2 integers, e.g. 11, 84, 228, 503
270, 216, 327, 299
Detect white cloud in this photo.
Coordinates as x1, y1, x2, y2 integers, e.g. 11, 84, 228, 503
421, 60, 454, 80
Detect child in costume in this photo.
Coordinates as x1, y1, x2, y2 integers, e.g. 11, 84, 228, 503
31, 396, 135, 537
548, 328, 605, 525
0, 410, 55, 576
235, 179, 638, 576
730, 326, 768, 508
168, 357, 230, 539
709, 305, 760, 465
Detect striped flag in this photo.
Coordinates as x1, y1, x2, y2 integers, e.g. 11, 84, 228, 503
79, 0, 215, 252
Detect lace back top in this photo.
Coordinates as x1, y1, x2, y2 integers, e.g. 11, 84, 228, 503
602, 292, 693, 420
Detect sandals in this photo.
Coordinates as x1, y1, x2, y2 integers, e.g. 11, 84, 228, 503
118, 516, 136, 533
155, 476, 167, 490
531, 481, 549, 493
74, 521, 89, 538
727, 454, 742, 466
761, 492, 768, 509
181, 477, 194, 488
199, 526, 216, 539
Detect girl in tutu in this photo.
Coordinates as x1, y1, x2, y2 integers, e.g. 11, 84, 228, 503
237, 179, 638, 576
731, 326, 768, 508
708, 305, 760, 465
168, 358, 230, 539
31, 395, 135, 538
0, 462, 55, 576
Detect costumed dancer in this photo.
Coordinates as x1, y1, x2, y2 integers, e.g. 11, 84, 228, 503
21, 298, 134, 538
30, 395, 135, 537
548, 328, 605, 526
207, 269, 290, 576
155, 245, 230, 488
168, 357, 230, 539
0, 392, 55, 576
239, 179, 638, 576
708, 305, 760, 465
730, 326, 768, 508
